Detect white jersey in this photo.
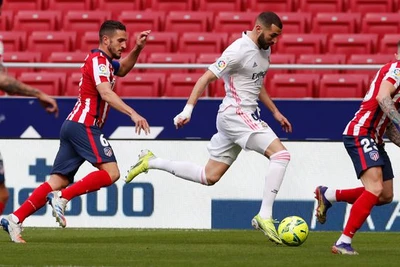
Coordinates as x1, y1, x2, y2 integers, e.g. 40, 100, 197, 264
208, 31, 271, 112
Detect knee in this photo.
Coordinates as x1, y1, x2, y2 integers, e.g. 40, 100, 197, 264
0, 187, 9, 203
206, 174, 222, 186
107, 169, 120, 182
378, 192, 393, 205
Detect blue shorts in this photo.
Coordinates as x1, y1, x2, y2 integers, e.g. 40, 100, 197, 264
343, 135, 393, 181
0, 152, 4, 184
51, 120, 117, 183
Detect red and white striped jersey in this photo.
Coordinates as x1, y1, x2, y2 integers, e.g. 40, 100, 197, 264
343, 60, 400, 144
67, 49, 120, 128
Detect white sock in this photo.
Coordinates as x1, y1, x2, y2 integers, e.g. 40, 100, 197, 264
259, 150, 290, 219
336, 234, 352, 245
149, 158, 208, 185
324, 188, 337, 203
11, 214, 20, 224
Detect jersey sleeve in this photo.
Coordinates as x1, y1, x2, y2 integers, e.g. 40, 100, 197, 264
383, 63, 400, 88
208, 49, 241, 79
92, 55, 111, 86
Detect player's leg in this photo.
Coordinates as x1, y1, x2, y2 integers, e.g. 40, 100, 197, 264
126, 131, 238, 185
247, 133, 290, 245
332, 166, 381, 255
332, 136, 385, 255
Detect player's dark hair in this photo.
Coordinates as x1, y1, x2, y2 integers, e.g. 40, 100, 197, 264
257, 12, 283, 30
0, 0, 3, 6
99, 20, 126, 41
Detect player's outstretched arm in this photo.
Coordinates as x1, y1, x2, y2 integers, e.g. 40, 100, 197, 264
377, 80, 400, 125
259, 85, 292, 133
117, 30, 151, 77
0, 72, 59, 117
97, 82, 150, 135
173, 70, 217, 129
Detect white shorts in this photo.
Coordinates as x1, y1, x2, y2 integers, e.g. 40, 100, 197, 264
207, 106, 278, 165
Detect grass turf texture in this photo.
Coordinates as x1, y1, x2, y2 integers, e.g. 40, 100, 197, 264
0, 228, 398, 267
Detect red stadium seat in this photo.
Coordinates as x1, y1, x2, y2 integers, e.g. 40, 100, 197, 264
0, 31, 27, 51
196, 53, 220, 64
145, 0, 194, 11
348, 0, 395, 13
276, 34, 327, 54
178, 32, 228, 55
0, 11, 13, 31
63, 11, 112, 38
65, 72, 82, 97
146, 52, 196, 73
195, 53, 220, 73
277, 12, 311, 34
214, 12, 257, 33
295, 54, 347, 74
164, 73, 208, 97
328, 34, 378, 55
318, 74, 370, 98
13, 11, 61, 35
3, 51, 42, 76
79, 31, 99, 52
298, 0, 345, 13
378, 34, 400, 54
198, 0, 242, 11
28, 31, 76, 61
346, 54, 394, 79
48, 51, 87, 74
268, 74, 320, 98
361, 13, 400, 36
165, 11, 212, 33
136, 32, 178, 53
247, 0, 295, 12
227, 32, 242, 45
95, 0, 141, 17
115, 72, 165, 97
118, 11, 165, 32
18, 72, 67, 96
2, 0, 43, 11
312, 13, 361, 35
47, 0, 92, 12
266, 53, 296, 81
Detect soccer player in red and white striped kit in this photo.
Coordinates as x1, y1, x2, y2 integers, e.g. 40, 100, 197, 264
1, 20, 150, 243
316, 50, 400, 255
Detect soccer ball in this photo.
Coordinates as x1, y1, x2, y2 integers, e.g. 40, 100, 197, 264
277, 216, 309, 246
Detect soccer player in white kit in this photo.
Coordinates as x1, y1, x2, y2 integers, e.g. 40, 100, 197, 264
126, 12, 291, 245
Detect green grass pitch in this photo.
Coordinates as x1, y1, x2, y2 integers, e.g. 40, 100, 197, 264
0, 228, 398, 267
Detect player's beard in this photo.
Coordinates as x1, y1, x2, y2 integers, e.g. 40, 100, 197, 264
257, 33, 270, 50
107, 44, 121, 59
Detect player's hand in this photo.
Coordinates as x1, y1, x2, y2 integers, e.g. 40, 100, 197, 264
173, 104, 194, 129
37, 92, 59, 118
131, 113, 150, 135
273, 111, 292, 133
136, 30, 151, 49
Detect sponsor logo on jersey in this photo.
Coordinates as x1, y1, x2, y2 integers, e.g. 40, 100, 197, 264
216, 60, 227, 71
98, 64, 108, 76
252, 62, 258, 68
251, 71, 266, 80
393, 68, 400, 76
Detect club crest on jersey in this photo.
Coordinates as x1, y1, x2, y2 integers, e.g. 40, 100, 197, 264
104, 147, 113, 157
98, 64, 108, 76
216, 60, 227, 71
393, 68, 400, 76
369, 150, 379, 161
